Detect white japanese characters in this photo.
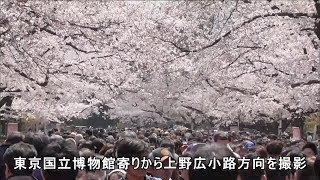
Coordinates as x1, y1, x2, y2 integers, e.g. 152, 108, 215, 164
13, 156, 307, 170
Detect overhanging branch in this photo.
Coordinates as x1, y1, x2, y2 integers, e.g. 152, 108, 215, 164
165, 12, 320, 53
181, 105, 205, 115
233, 67, 267, 79
3, 63, 49, 87
225, 86, 259, 96
254, 58, 291, 76
196, 12, 319, 52
291, 79, 320, 88
66, 42, 100, 54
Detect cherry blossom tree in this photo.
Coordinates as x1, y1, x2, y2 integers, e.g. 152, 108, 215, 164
0, 0, 319, 128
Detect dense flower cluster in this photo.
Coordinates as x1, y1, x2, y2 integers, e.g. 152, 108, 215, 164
0, 1, 319, 124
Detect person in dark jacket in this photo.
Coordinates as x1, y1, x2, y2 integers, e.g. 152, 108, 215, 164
40, 140, 79, 180
0, 132, 24, 180
3, 142, 37, 180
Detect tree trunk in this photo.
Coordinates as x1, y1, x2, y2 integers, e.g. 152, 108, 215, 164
278, 119, 282, 136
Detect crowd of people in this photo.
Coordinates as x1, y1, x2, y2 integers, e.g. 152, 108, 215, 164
0, 126, 319, 180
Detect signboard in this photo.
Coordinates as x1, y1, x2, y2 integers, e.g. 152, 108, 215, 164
292, 127, 301, 140
6, 123, 18, 136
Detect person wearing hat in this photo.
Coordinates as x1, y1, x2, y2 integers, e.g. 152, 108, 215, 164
213, 131, 229, 146
147, 148, 175, 180
214, 132, 241, 158
244, 141, 256, 152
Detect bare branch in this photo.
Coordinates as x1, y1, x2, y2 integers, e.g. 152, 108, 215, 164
221, 50, 250, 70
63, 60, 86, 68
181, 105, 205, 114
0, 88, 24, 93
225, 86, 259, 96
225, 0, 239, 24
233, 67, 267, 79
66, 42, 100, 54
40, 48, 52, 57
141, 109, 154, 113
291, 79, 320, 88
2, 62, 48, 87
68, 20, 122, 31
40, 24, 58, 36
236, 45, 262, 49
68, 22, 102, 31
150, 36, 191, 52
91, 54, 115, 59
301, 28, 315, 31
205, 78, 214, 88
254, 58, 291, 76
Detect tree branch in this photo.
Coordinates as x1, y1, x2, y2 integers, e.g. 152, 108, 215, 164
68, 21, 122, 31
3, 63, 49, 87
181, 105, 205, 115
205, 78, 214, 88
40, 48, 52, 57
254, 58, 291, 75
68, 22, 102, 31
225, 86, 258, 96
291, 79, 320, 88
221, 50, 250, 70
197, 12, 319, 52
63, 60, 86, 68
233, 67, 267, 79
40, 24, 58, 36
0, 88, 23, 93
66, 42, 100, 54
150, 36, 191, 52
236, 45, 262, 49
168, 12, 320, 53
91, 54, 115, 59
